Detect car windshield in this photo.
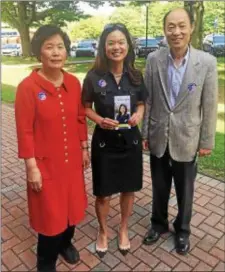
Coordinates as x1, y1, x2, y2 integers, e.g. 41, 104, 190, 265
77, 43, 93, 48
2, 44, 18, 49
155, 36, 164, 42
213, 36, 225, 44
139, 39, 158, 46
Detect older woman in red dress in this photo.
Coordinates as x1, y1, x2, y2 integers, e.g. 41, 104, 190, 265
15, 25, 89, 272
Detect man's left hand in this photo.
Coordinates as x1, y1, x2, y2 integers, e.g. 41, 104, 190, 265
198, 149, 212, 157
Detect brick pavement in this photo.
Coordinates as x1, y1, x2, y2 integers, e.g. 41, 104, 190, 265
1, 104, 225, 271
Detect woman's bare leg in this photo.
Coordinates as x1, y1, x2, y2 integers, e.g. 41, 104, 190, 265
95, 196, 111, 249
119, 192, 135, 247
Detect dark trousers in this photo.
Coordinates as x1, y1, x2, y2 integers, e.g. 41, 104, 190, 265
37, 226, 75, 271
150, 149, 197, 236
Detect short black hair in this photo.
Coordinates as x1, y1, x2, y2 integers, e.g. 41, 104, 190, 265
163, 8, 194, 29
31, 25, 71, 61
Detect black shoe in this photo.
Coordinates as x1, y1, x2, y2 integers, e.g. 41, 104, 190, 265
95, 231, 108, 259
143, 228, 161, 245
37, 257, 56, 272
175, 234, 190, 255
95, 247, 108, 259
60, 243, 80, 264
117, 239, 130, 256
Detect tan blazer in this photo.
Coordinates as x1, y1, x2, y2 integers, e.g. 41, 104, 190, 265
142, 46, 218, 162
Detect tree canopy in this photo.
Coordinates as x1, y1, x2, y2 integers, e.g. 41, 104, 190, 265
2, 1, 225, 55
1, 1, 106, 56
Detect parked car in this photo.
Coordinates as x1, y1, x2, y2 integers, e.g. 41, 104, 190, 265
203, 34, 225, 56
155, 35, 164, 44
70, 43, 77, 57
1, 43, 22, 56
135, 38, 159, 57
75, 40, 97, 57
158, 36, 168, 48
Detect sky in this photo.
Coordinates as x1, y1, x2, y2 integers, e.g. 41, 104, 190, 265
78, 1, 116, 16
78, 1, 169, 16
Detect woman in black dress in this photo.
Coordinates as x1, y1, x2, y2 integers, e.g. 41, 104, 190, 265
82, 23, 147, 257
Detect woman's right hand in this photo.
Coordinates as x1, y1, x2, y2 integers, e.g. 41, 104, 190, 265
26, 166, 42, 192
99, 117, 119, 130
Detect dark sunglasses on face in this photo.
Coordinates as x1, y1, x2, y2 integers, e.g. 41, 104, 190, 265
104, 23, 126, 30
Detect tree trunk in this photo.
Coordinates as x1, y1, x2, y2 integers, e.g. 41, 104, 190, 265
185, 1, 204, 49
17, 2, 32, 57
17, 24, 31, 57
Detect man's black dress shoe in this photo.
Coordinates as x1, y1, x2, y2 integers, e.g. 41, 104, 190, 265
143, 228, 161, 245
60, 243, 80, 264
175, 234, 190, 255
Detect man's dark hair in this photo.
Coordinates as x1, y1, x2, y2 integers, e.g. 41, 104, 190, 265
92, 23, 142, 86
163, 8, 194, 29
31, 25, 71, 61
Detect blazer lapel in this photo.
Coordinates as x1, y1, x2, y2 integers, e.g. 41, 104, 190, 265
157, 49, 171, 109
174, 46, 201, 109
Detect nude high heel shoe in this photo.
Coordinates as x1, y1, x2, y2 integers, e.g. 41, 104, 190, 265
95, 231, 108, 258
117, 227, 130, 256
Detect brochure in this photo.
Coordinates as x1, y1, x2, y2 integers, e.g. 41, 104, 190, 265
114, 95, 131, 129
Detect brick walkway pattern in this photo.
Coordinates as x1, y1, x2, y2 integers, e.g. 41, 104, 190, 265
1, 104, 225, 271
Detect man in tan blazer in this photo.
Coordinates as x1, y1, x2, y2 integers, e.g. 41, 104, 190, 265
142, 7, 218, 255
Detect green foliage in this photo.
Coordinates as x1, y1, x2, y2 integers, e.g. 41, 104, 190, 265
1, 1, 103, 56
203, 1, 225, 35
68, 16, 108, 40
2, 1, 86, 28
146, 1, 183, 36
109, 6, 146, 37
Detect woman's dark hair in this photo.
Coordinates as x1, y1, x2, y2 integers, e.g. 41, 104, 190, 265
163, 8, 194, 30
31, 25, 71, 61
118, 104, 128, 115
92, 23, 142, 85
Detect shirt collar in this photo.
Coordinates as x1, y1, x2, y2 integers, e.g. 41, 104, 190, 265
168, 46, 190, 66
31, 69, 69, 95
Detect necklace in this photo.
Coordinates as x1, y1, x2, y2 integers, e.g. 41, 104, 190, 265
39, 70, 63, 87
113, 73, 123, 77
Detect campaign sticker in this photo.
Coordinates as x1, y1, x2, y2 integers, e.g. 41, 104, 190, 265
38, 91, 47, 101
98, 79, 107, 88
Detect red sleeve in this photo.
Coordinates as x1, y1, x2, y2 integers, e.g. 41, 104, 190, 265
76, 79, 88, 141
15, 79, 35, 158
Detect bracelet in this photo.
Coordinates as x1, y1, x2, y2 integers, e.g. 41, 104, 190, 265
82, 146, 89, 150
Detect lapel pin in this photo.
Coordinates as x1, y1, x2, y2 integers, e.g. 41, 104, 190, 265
98, 79, 107, 88
38, 91, 47, 101
188, 83, 197, 92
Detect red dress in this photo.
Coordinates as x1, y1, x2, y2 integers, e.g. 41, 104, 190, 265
15, 70, 88, 236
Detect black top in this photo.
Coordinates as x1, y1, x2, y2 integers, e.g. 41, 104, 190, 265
116, 113, 130, 124
82, 69, 148, 120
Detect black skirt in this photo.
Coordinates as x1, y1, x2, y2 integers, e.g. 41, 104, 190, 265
91, 126, 143, 196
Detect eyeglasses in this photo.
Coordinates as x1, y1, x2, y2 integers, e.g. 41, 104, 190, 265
104, 23, 126, 30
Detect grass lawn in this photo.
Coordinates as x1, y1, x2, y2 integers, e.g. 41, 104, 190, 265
2, 83, 16, 103
198, 132, 224, 180
2, 56, 224, 181
2, 55, 95, 65
2, 56, 37, 65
